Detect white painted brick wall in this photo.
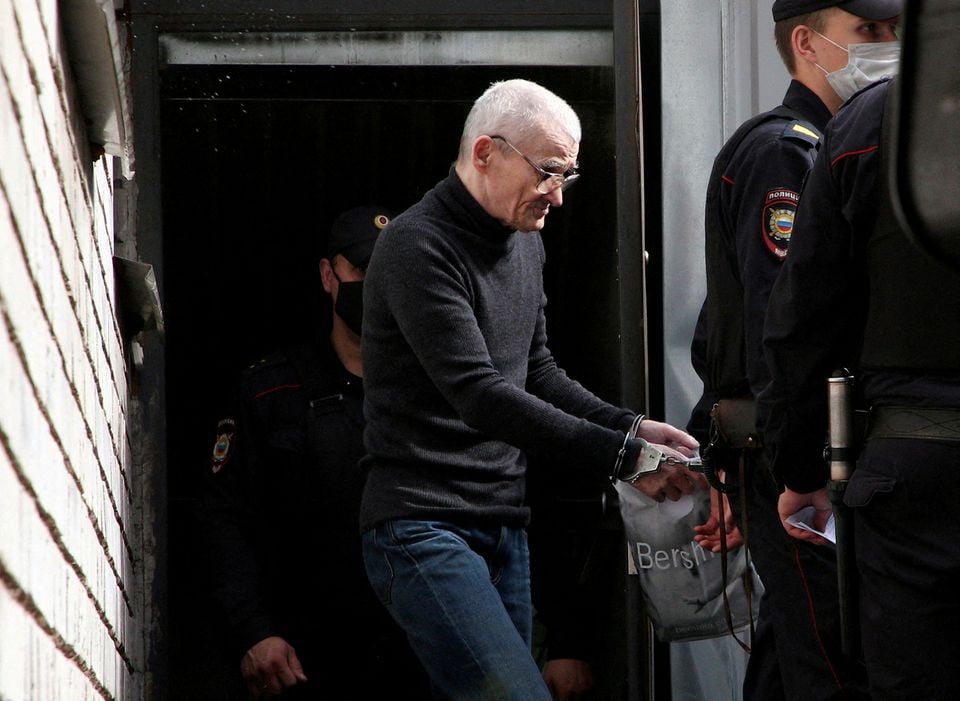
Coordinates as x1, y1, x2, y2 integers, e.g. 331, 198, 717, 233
0, 1, 140, 699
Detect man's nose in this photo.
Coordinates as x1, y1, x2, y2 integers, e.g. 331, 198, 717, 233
543, 185, 564, 207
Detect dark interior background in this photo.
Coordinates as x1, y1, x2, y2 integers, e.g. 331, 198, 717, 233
160, 63, 626, 698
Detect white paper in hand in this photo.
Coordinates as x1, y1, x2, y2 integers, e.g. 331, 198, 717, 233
786, 506, 836, 544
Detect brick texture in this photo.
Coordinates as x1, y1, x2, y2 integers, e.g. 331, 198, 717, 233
0, 1, 140, 699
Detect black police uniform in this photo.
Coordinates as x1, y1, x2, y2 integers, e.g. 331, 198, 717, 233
689, 80, 866, 700
761, 78, 960, 699
197, 340, 427, 699
527, 464, 623, 700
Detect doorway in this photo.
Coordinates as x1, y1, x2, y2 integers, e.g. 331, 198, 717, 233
158, 30, 630, 699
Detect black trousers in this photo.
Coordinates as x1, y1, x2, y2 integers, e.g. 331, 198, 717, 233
847, 437, 960, 700
726, 452, 867, 700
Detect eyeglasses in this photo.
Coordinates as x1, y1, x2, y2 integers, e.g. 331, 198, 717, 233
490, 135, 580, 193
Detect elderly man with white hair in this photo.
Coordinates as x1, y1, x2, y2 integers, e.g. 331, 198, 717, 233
359, 78, 704, 699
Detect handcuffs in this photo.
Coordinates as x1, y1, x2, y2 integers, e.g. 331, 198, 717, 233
611, 414, 704, 484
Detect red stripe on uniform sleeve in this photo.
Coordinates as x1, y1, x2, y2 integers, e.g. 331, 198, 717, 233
254, 383, 303, 399
831, 145, 879, 168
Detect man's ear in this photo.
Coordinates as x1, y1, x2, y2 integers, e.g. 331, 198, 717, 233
793, 24, 820, 67
471, 135, 497, 173
319, 258, 335, 294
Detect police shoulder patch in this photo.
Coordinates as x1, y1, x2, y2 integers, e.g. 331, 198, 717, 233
761, 188, 800, 259
210, 417, 237, 473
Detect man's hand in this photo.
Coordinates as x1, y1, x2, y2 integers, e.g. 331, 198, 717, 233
778, 487, 832, 546
543, 658, 594, 700
636, 419, 699, 456
631, 444, 706, 501
693, 480, 744, 552
241, 636, 308, 698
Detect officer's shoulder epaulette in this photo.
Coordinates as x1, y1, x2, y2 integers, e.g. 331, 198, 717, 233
240, 350, 301, 398
242, 350, 289, 376
780, 120, 821, 148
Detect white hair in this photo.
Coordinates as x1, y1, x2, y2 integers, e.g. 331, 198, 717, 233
457, 79, 581, 161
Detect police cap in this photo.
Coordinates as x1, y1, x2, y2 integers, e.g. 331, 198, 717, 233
772, 0, 902, 21
326, 205, 393, 269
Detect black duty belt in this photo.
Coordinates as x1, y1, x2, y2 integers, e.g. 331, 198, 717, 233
867, 406, 960, 444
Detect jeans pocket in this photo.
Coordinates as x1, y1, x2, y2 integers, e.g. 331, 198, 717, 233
362, 527, 395, 607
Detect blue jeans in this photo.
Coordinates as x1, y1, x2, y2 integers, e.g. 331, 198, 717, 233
362, 519, 552, 701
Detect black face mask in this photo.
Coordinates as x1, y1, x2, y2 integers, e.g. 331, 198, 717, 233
333, 277, 364, 336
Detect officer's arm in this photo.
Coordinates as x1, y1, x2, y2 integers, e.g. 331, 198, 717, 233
729, 134, 817, 397
759, 131, 866, 493
195, 410, 280, 657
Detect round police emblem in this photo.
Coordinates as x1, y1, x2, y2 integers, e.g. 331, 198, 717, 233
762, 189, 799, 259
770, 208, 794, 236
210, 417, 237, 473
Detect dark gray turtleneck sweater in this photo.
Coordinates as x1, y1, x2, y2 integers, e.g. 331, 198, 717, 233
360, 168, 640, 531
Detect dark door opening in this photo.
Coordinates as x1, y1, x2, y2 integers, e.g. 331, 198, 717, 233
160, 60, 626, 698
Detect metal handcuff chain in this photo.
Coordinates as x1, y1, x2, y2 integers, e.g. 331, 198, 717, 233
611, 415, 708, 486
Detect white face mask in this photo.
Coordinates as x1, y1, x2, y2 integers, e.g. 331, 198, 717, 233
814, 32, 901, 102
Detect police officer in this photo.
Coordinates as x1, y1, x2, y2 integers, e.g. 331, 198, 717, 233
761, 74, 960, 698
688, 1, 900, 698
196, 206, 428, 699
528, 464, 622, 701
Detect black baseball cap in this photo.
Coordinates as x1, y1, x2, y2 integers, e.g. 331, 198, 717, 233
326, 205, 393, 268
773, 0, 902, 21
